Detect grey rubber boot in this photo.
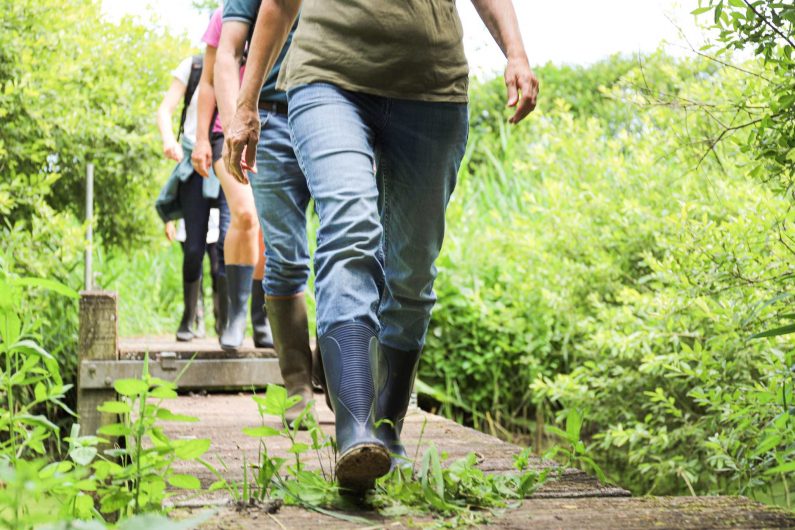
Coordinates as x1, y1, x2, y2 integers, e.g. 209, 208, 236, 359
265, 294, 314, 427
319, 323, 390, 492
251, 279, 274, 348
176, 279, 201, 342
376, 345, 422, 467
220, 265, 254, 351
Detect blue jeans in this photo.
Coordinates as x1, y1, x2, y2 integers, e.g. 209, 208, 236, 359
250, 108, 311, 296
287, 83, 468, 351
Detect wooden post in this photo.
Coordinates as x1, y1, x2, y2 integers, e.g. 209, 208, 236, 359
77, 291, 118, 437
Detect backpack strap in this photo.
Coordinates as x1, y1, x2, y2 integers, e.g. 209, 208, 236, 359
178, 55, 204, 141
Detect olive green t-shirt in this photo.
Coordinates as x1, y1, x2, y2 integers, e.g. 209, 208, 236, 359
277, 0, 469, 103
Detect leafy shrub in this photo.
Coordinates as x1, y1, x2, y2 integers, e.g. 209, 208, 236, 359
421, 54, 795, 505
0, 0, 190, 411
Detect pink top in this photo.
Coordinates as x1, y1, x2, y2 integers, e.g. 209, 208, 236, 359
202, 8, 246, 134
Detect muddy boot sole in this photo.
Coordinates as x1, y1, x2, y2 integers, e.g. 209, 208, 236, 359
336, 443, 391, 493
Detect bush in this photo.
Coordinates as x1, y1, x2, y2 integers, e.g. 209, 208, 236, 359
421, 54, 795, 504
0, 0, 189, 414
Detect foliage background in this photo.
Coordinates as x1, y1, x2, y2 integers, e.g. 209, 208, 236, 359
1, 0, 793, 513
0, 0, 189, 415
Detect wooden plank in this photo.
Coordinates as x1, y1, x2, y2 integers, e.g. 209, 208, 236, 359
502, 496, 795, 529
119, 335, 277, 360
161, 395, 795, 529
161, 394, 628, 505
79, 358, 284, 390
190, 496, 795, 529
77, 291, 118, 437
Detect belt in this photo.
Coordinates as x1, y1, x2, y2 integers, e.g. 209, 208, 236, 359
258, 100, 288, 115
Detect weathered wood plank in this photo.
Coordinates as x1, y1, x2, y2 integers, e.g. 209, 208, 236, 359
161, 394, 627, 504
119, 335, 277, 360
79, 358, 284, 390
186, 495, 795, 529
77, 291, 118, 437
503, 496, 795, 529
158, 394, 794, 529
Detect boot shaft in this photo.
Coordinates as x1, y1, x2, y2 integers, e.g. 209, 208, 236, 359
319, 322, 381, 455
264, 293, 313, 392
377, 344, 422, 435
219, 265, 254, 351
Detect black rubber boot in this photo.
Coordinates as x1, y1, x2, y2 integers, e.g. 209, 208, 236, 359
251, 279, 274, 348
220, 265, 254, 351
319, 323, 390, 492
214, 275, 227, 337
176, 279, 202, 342
193, 288, 206, 339
376, 345, 422, 467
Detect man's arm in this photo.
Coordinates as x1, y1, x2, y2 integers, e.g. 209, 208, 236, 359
224, 0, 302, 183
471, 0, 539, 124
192, 47, 218, 177
215, 21, 249, 132
156, 79, 186, 161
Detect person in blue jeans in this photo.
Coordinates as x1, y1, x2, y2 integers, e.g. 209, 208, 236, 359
224, 0, 539, 492
214, 0, 313, 423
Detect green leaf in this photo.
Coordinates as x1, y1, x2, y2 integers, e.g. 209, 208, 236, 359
70, 446, 98, 466
751, 434, 782, 457
97, 423, 131, 437
97, 400, 131, 414
242, 425, 281, 437
149, 385, 178, 399
287, 442, 310, 454
114, 378, 149, 396
14, 339, 55, 360
11, 277, 79, 299
263, 384, 288, 416
34, 382, 47, 402
167, 473, 202, 490
765, 461, 795, 475
751, 323, 795, 339
566, 409, 583, 441
156, 408, 199, 422
174, 438, 211, 460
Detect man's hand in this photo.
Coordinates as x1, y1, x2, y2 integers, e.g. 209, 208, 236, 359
163, 140, 184, 162
191, 138, 213, 178
505, 55, 539, 124
223, 105, 260, 185
164, 221, 177, 242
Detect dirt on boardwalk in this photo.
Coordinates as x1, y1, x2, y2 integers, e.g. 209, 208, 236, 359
162, 394, 795, 530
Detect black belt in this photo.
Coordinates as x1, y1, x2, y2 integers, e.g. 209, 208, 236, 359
258, 100, 288, 115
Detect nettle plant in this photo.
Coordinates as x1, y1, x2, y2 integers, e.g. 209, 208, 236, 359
92, 356, 212, 517
0, 271, 213, 528
236, 384, 550, 527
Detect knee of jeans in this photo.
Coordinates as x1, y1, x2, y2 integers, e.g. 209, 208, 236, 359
232, 209, 259, 232
264, 261, 310, 296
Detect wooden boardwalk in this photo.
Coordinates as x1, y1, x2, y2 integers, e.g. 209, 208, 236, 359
161, 393, 795, 529
75, 293, 795, 529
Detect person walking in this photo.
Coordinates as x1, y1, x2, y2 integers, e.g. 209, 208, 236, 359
225, 0, 539, 491
192, 7, 273, 350
213, 0, 313, 424
155, 54, 223, 342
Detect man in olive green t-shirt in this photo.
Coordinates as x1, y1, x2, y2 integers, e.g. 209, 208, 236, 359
224, 0, 538, 492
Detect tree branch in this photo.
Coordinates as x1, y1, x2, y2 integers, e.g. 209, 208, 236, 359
742, 0, 795, 50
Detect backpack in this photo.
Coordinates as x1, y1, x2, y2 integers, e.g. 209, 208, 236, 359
177, 55, 203, 141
